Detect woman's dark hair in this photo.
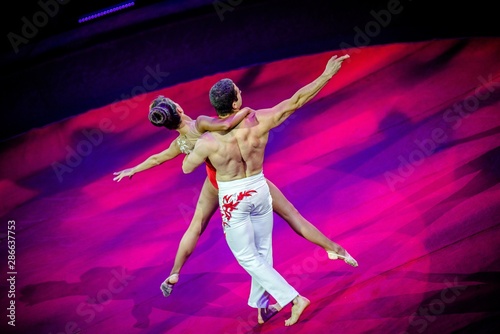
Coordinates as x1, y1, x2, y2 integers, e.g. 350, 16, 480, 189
209, 78, 237, 117
148, 96, 181, 130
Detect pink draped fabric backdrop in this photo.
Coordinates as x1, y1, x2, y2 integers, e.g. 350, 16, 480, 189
1, 38, 500, 333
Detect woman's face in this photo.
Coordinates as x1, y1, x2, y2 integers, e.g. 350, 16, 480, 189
173, 102, 184, 115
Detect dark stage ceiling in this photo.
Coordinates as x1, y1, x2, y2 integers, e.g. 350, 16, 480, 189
1, 0, 499, 141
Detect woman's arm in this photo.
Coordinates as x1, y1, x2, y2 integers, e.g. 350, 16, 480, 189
113, 138, 182, 181
194, 107, 251, 133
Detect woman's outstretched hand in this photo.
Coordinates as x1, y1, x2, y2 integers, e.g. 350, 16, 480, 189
113, 168, 134, 182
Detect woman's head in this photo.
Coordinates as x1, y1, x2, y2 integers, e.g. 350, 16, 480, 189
148, 96, 182, 130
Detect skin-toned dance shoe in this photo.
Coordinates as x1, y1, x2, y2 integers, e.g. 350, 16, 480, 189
327, 250, 358, 267
160, 273, 179, 297
258, 305, 280, 324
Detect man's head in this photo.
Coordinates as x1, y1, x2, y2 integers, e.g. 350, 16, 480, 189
148, 95, 182, 130
209, 78, 242, 117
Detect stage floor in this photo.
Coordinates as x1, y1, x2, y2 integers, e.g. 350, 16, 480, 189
1, 37, 500, 333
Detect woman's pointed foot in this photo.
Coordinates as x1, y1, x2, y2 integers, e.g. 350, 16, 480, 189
327, 249, 358, 267
160, 273, 179, 297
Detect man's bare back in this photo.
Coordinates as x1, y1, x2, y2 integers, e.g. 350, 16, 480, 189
198, 108, 274, 182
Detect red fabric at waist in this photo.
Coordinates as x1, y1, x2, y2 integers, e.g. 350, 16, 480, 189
205, 161, 218, 189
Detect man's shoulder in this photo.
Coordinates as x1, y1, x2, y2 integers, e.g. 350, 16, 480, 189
239, 107, 269, 122
192, 132, 217, 156
241, 106, 274, 130
198, 132, 221, 150
198, 131, 215, 142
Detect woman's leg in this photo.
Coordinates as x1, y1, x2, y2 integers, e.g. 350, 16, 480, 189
267, 179, 354, 260
162, 177, 219, 293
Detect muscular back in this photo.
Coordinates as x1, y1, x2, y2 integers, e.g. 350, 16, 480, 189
202, 109, 271, 182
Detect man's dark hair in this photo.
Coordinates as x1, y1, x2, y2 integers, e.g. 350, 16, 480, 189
148, 96, 181, 130
209, 78, 238, 117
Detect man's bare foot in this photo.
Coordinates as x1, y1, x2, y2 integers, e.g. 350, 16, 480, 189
257, 304, 281, 324
284, 295, 310, 326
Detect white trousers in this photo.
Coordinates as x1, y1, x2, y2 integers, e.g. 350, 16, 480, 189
217, 172, 298, 308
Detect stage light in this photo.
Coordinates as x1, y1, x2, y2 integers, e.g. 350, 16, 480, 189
78, 1, 135, 23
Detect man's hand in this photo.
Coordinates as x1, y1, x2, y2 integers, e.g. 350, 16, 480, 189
113, 168, 135, 182
323, 54, 350, 78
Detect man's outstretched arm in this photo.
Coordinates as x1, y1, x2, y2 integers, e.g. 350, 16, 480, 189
259, 54, 350, 130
